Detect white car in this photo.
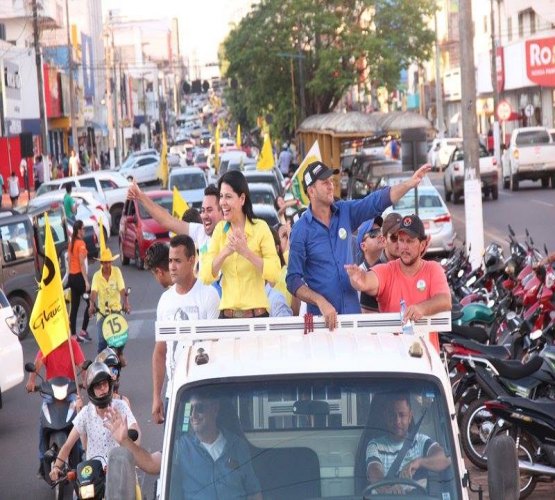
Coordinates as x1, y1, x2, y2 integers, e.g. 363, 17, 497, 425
168, 166, 208, 209
118, 154, 160, 184
429, 138, 463, 171
0, 289, 23, 409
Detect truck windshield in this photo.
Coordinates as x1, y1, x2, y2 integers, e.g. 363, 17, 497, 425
515, 130, 550, 146
167, 376, 461, 499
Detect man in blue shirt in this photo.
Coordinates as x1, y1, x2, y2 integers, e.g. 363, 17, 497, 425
286, 160, 431, 329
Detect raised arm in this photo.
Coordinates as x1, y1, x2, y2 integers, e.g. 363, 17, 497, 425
128, 182, 189, 235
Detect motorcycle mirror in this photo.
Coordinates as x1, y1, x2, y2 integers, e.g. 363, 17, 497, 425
25, 362, 36, 373
457, 269, 464, 278
525, 228, 530, 237
466, 276, 477, 286
530, 329, 543, 341
508, 224, 515, 236
544, 244, 549, 256
530, 237, 534, 245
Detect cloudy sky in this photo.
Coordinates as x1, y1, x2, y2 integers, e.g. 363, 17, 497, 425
102, 0, 255, 70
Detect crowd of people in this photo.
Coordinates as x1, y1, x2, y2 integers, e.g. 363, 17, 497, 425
27, 159, 455, 493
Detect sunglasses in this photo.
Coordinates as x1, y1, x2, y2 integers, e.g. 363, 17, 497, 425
363, 228, 382, 240
387, 233, 399, 243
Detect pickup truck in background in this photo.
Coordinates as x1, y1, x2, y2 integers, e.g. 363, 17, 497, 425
443, 144, 499, 203
502, 126, 555, 191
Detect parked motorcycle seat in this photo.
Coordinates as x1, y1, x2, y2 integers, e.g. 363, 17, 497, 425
488, 355, 544, 380
450, 324, 489, 344
497, 396, 555, 419
451, 338, 510, 360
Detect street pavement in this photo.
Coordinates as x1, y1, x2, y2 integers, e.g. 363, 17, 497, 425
1, 175, 554, 499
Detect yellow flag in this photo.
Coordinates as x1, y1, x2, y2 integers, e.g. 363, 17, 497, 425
257, 133, 274, 171
172, 186, 189, 220
287, 140, 322, 206
157, 130, 169, 188
213, 125, 220, 175
236, 124, 242, 148
98, 215, 107, 254
30, 214, 70, 356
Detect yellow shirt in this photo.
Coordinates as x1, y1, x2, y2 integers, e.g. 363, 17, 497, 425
274, 265, 293, 307
200, 219, 281, 310
91, 266, 125, 318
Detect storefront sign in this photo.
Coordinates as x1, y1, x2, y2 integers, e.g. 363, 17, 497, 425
496, 46, 504, 93
526, 37, 555, 87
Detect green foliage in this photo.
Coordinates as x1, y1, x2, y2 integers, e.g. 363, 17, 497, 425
222, 0, 436, 137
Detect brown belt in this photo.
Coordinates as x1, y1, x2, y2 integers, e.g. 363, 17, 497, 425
221, 308, 267, 318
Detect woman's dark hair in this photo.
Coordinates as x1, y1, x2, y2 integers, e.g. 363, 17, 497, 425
273, 195, 284, 212
217, 170, 255, 223
70, 220, 84, 252
269, 227, 286, 268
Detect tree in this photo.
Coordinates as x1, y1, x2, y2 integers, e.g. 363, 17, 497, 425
222, 0, 436, 136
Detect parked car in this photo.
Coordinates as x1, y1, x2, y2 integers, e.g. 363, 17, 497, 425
219, 150, 249, 176
168, 166, 207, 209
253, 204, 279, 228
501, 126, 555, 191
119, 190, 173, 270
244, 169, 285, 198
35, 171, 130, 235
444, 144, 499, 203
118, 154, 160, 184
0, 203, 69, 338
249, 184, 277, 207
0, 288, 22, 409
380, 174, 456, 255
428, 137, 463, 171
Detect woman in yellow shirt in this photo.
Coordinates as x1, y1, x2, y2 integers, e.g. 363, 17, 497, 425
200, 171, 280, 318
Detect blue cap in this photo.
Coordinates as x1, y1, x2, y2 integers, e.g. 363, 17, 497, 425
356, 216, 383, 248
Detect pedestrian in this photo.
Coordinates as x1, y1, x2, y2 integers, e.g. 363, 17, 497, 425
90, 152, 100, 172
69, 150, 80, 177
63, 184, 77, 222
277, 143, 293, 177
88, 248, 130, 357
199, 170, 281, 318
153, 235, 220, 424
33, 155, 44, 191
345, 214, 451, 320
8, 171, 20, 207
356, 217, 384, 313
0, 171, 4, 208
49, 362, 139, 483
62, 153, 69, 177
286, 161, 431, 330
487, 128, 494, 155
67, 220, 92, 343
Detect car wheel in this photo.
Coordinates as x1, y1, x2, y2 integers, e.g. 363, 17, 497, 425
10, 295, 31, 340
541, 176, 549, 188
503, 177, 510, 189
444, 180, 451, 202
510, 174, 519, 192
453, 190, 461, 204
491, 184, 499, 200
135, 243, 144, 270
120, 240, 129, 265
110, 206, 123, 236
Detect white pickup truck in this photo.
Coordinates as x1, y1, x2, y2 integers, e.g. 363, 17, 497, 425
502, 126, 555, 191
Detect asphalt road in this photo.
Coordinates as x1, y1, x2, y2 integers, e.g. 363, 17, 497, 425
1, 176, 554, 499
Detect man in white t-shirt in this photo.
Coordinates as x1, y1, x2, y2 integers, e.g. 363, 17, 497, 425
128, 182, 222, 265
69, 150, 80, 176
152, 234, 220, 424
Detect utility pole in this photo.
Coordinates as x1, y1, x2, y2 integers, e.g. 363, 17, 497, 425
31, 0, 49, 159
489, 0, 499, 113
434, 11, 445, 138
111, 30, 121, 165
65, 0, 77, 152
459, 0, 484, 269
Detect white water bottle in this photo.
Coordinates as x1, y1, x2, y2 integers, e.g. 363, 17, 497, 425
400, 298, 415, 335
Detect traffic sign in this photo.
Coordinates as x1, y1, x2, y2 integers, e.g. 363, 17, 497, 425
496, 100, 512, 121
524, 103, 534, 118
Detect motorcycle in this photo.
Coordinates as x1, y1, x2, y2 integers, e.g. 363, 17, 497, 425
25, 361, 84, 500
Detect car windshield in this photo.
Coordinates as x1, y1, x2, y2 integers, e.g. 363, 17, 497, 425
139, 196, 173, 219
170, 173, 206, 191
250, 190, 275, 205
393, 192, 443, 210
167, 376, 460, 499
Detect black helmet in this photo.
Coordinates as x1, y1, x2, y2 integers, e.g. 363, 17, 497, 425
95, 347, 121, 374
86, 362, 113, 408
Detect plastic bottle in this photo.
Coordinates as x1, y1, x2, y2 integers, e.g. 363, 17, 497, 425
400, 298, 415, 335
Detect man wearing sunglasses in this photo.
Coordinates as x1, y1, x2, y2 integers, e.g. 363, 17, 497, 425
379, 213, 402, 263
357, 217, 384, 313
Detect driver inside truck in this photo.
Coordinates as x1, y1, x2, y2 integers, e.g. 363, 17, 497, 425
366, 392, 451, 494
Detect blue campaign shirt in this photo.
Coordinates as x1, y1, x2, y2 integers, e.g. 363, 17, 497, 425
174, 431, 261, 499
286, 187, 392, 315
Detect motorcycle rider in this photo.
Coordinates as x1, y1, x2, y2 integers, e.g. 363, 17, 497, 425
95, 347, 130, 407
26, 337, 86, 478
49, 362, 139, 481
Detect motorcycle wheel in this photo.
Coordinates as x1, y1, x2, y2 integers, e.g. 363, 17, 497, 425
461, 398, 497, 469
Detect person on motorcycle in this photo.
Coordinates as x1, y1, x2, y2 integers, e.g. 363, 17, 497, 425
49, 362, 139, 482
88, 248, 130, 359
95, 347, 130, 407
26, 337, 86, 478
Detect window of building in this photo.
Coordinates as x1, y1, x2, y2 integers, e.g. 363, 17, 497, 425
518, 11, 524, 38
530, 10, 536, 34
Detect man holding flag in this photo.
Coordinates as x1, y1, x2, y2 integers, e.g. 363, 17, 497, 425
286, 150, 432, 330
27, 214, 85, 477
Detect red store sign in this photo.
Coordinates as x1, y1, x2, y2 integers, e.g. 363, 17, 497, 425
526, 37, 555, 87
